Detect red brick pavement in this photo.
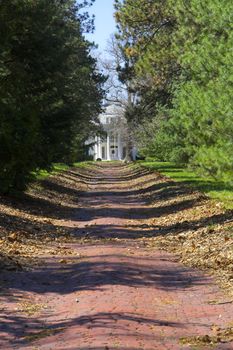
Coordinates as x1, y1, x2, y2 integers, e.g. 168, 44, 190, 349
0, 164, 233, 350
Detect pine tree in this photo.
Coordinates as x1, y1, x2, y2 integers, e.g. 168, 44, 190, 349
0, 0, 105, 192
114, 0, 233, 181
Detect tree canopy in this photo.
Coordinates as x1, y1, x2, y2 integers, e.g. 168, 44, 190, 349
114, 0, 233, 181
0, 0, 105, 192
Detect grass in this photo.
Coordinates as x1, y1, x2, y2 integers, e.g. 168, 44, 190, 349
33, 161, 93, 180
139, 160, 233, 209
73, 161, 93, 168
34, 163, 70, 180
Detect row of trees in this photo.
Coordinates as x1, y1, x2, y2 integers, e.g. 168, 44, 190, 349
114, 0, 233, 181
0, 0, 105, 193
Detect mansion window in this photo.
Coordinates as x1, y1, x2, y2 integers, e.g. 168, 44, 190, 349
110, 133, 118, 142
106, 117, 112, 124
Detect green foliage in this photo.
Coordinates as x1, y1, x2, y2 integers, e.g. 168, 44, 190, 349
167, 0, 233, 179
114, 0, 233, 182
0, 0, 105, 193
114, 0, 176, 121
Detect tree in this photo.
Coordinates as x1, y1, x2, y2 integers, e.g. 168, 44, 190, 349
114, 0, 177, 115
167, 0, 233, 178
114, 0, 233, 180
0, 0, 105, 192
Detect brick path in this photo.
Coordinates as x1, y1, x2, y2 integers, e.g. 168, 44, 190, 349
0, 164, 233, 350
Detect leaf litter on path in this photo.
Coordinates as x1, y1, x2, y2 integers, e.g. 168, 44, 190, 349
0, 163, 232, 295
0, 163, 233, 348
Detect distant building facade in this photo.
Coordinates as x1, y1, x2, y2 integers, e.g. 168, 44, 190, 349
87, 103, 129, 161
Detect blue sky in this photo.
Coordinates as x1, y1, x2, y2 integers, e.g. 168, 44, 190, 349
85, 0, 116, 52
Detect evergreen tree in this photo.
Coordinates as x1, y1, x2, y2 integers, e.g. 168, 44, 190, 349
114, 0, 233, 181
168, 0, 233, 179
0, 0, 105, 192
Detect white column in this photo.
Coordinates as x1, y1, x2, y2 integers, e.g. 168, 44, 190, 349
97, 136, 101, 159
94, 136, 98, 160
117, 132, 122, 160
107, 133, 110, 160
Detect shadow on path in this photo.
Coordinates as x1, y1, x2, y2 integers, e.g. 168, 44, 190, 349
0, 163, 232, 349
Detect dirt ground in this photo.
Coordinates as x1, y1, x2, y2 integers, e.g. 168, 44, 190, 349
0, 163, 233, 350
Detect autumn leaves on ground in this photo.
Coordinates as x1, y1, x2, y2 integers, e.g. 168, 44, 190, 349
0, 162, 233, 350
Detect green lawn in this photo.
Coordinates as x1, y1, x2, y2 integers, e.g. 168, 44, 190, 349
139, 160, 233, 209
33, 161, 93, 180
33, 163, 70, 180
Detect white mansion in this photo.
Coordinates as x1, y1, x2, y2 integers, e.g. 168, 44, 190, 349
87, 103, 130, 161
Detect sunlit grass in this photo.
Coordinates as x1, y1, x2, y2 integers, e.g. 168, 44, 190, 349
139, 160, 233, 209
33, 161, 93, 180
73, 161, 94, 168
33, 163, 70, 180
